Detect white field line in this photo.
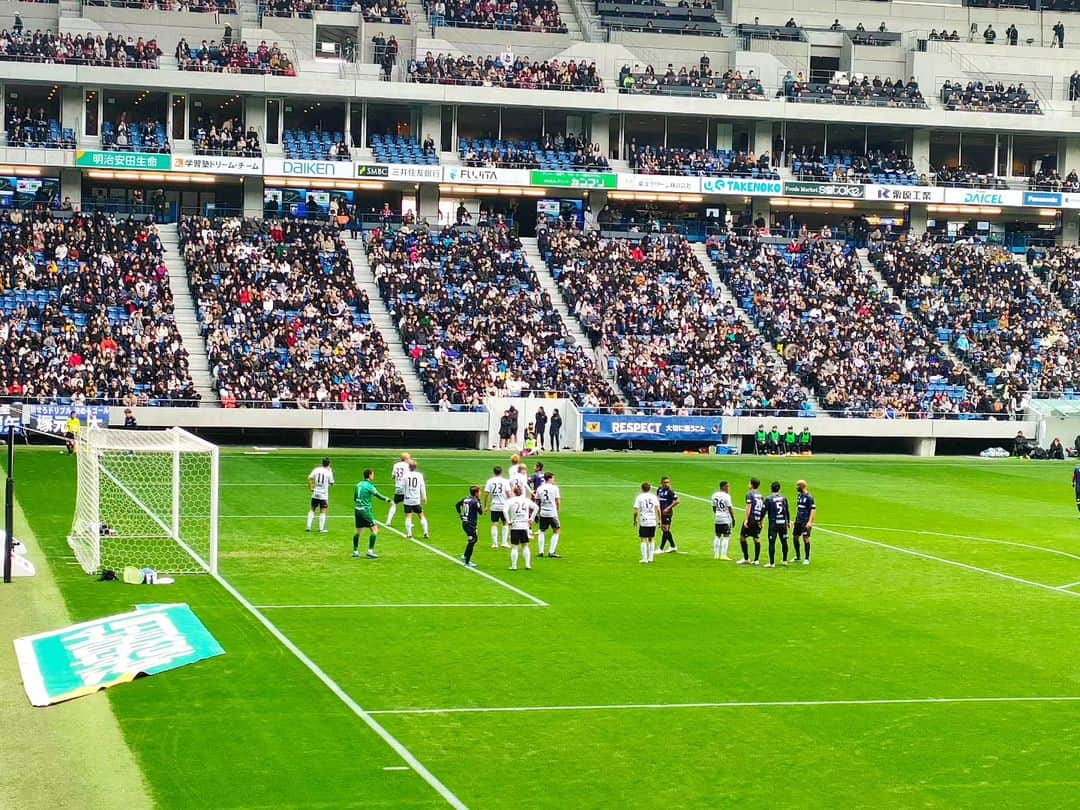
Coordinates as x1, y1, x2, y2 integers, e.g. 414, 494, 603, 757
368, 695, 1080, 717
1059, 581, 1080, 589
375, 520, 549, 608
678, 493, 1080, 601
256, 603, 541, 609
822, 523, 1080, 562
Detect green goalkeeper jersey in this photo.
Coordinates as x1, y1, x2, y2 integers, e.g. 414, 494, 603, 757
354, 480, 386, 515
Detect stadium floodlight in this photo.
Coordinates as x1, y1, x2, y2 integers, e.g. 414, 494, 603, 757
68, 427, 219, 576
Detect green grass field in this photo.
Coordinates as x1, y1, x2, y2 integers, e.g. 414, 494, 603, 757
5, 448, 1080, 809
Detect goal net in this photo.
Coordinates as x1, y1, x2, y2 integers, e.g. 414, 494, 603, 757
68, 427, 219, 576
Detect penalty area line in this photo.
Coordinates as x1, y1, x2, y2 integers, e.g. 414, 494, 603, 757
255, 603, 542, 609
368, 695, 1080, 717
376, 520, 549, 608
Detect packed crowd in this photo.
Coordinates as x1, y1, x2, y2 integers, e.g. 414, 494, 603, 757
539, 226, 806, 414
933, 165, 1009, 188
873, 241, 1080, 403
427, 0, 567, 32
713, 236, 976, 417
367, 225, 612, 408
781, 73, 926, 108
180, 216, 409, 409
408, 53, 603, 91
940, 79, 1040, 114
618, 63, 765, 100
191, 116, 262, 156
176, 38, 296, 75
788, 149, 919, 184
629, 144, 777, 178
0, 28, 161, 68
0, 211, 199, 405
461, 135, 609, 170
85, 0, 237, 11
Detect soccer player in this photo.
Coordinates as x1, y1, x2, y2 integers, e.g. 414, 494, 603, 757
402, 460, 429, 539
711, 480, 734, 560
353, 468, 390, 558
793, 479, 815, 564
530, 461, 546, 497
505, 484, 538, 570
456, 485, 484, 568
657, 476, 680, 553
386, 451, 411, 526
764, 481, 791, 568
510, 462, 531, 498
633, 482, 661, 564
306, 457, 334, 533
737, 477, 766, 566
535, 472, 562, 558
484, 465, 510, 548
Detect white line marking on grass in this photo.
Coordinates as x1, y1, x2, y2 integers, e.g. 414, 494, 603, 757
822, 524, 1080, 562
384, 766, 411, 771
375, 520, 549, 608
255, 603, 541, 609
97, 467, 468, 808
369, 695, 1080, 716
678, 493, 1080, 601
1059, 581, 1080, 589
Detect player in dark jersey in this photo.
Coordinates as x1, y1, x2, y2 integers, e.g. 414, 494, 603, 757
530, 461, 546, 499
793, 479, 816, 564
738, 477, 766, 566
456, 485, 484, 568
657, 476, 680, 553
764, 481, 790, 567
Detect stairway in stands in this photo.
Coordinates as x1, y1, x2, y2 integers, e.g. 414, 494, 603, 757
519, 235, 628, 404
691, 241, 826, 416
158, 225, 219, 405
343, 235, 432, 410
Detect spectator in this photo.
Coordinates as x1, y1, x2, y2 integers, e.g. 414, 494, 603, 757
983, 24, 996, 44
940, 79, 1040, 114
1054, 20, 1065, 48
410, 53, 603, 91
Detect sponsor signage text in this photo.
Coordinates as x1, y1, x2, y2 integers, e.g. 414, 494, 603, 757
75, 151, 171, 171
784, 181, 865, 199
582, 414, 724, 442
530, 170, 617, 190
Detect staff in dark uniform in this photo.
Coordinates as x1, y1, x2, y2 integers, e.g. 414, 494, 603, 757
657, 476, 680, 553
534, 407, 548, 450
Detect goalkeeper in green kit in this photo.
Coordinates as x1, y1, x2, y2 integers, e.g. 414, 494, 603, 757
354, 468, 391, 558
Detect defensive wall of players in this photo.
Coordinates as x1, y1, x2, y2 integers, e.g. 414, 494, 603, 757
114, 403, 1038, 455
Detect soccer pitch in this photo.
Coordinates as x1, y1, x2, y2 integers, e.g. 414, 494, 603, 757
7, 448, 1080, 809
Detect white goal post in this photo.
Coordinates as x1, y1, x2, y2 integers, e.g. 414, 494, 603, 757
67, 427, 219, 576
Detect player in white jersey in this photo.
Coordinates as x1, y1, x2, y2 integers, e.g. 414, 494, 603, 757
306, 457, 335, 533
386, 452, 411, 526
534, 472, 562, 558
510, 463, 531, 499
711, 480, 734, 560
484, 465, 511, 548
633, 481, 661, 564
402, 461, 429, 539
505, 484, 539, 571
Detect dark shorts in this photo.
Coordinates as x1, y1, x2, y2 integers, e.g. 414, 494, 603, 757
404, 503, 423, 515
491, 510, 506, 524
660, 511, 674, 527
510, 528, 530, 545
354, 510, 375, 529
393, 492, 405, 504
538, 516, 560, 531
794, 522, 812, 538
715, 522, 732, 537
638, 525, 657, 539
310, 497, 328, 510
741, 520, 762, 540
768, 523, 789, 541
462, 523, 478, 540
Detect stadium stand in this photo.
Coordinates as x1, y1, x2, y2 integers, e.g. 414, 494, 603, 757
713, 237, 978, 418
86, 0, 237, 12
788, 150, 919, 185
179, 216, 410, 409
408, 54, 603, 91
283, 130, 350, 160
0, 31, 162, 68
780, 73, 927, 108
371, 133, 438, 165
460, 135, 609, 170
629, 145, 776, 178
101, 119, 170, 153
263, 0, 409, 20
426, 0, 567, 32
366, 225, 613, 408
176, 38, 296, 75
873, 242, 1077, 405
940, 80, 1041, 114
190, 116, 262, 156
598, 0, 728, 36
618, 65, 764, 99
0, 211, 199, 406
5, 106, 74, 150
539, 227, 808, 414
